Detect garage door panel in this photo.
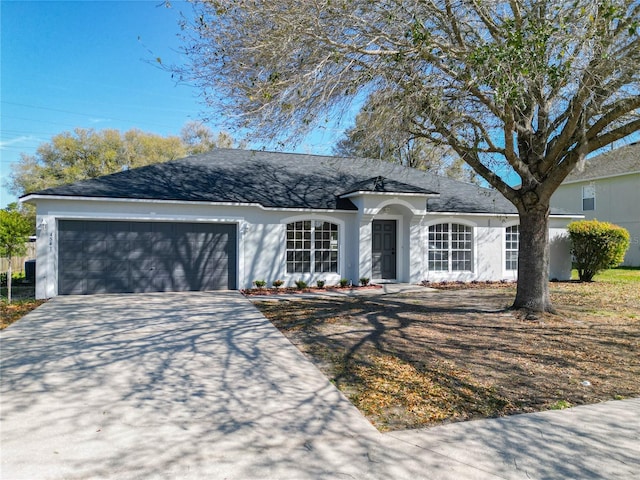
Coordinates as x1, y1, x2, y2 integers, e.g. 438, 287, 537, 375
86, 259, 109, 272
58, 220, 236, 295
62, 260, 85, 273
60, 278, 86, 295
86, 278, 131, 294
59, 241, 86, 259
152, 240, 175, 254
84, 240, 108, 255
128, 222, 152, 232
59, 229, 84, 241
129, 258, 156, 271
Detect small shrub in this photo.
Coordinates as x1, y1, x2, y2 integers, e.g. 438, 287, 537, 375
294, 279, 308, 290
316, 280, 325, 289
568, 220, 630, 281
272, 279, 284, 289
550, 400, 572, 410
359, 277, 370, 286
253, 279, 267, 289
339, 278, 349, 287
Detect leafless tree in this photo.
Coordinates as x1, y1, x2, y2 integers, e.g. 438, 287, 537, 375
172, 0, 640, 312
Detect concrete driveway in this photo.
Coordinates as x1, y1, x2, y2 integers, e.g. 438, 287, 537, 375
1, 292, 639, 479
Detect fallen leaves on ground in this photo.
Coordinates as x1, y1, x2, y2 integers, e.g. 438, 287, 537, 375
256, 278, 640, 431
1, 300, 46, 329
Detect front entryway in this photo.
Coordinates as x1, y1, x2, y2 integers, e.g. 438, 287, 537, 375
372, 220, 397, 279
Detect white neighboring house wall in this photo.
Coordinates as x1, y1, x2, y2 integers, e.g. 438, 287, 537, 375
30, 196, 577, 298
551, 172, 640, 266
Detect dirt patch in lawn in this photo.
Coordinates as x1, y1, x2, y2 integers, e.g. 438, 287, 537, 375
255, 282, 639, 431
1, 299, 46, 330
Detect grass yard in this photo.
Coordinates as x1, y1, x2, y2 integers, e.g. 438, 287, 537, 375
255, 268, 640, 431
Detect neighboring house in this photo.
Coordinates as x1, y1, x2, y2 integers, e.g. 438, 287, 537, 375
22, 149, 579, 298
551, 142, 640, 266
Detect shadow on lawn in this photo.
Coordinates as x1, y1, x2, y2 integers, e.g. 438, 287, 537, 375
2, 291, 638, 479
0, 292, 456, 479
259, 289, 639, 425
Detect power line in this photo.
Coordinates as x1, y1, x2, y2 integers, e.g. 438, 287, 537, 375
1, 101, 194, 131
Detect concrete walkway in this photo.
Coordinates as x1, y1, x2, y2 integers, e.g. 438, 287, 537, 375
1, 292, 638, 479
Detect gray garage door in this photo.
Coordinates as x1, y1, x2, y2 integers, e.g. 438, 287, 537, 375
58, 220, 237, 295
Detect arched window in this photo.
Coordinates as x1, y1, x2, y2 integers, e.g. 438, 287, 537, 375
505, 225, 519, 271
428, 223, 473, 272
286, 221, 339, 274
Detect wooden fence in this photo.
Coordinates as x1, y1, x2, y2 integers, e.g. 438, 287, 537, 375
0, 243, 36, 274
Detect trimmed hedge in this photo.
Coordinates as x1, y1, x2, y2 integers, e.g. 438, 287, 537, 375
567, 220, 630, 281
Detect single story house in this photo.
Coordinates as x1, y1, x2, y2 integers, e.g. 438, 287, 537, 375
22, 149, 579, 298
551, 142, 640, 266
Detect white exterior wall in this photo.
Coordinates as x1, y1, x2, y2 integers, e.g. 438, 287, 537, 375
32, 198, 358, 298
549, 221, 573, 281
551, 173, 640, 266
31, 196, 575, 298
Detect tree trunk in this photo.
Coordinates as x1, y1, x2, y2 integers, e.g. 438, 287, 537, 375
7, 262, 12, 304
513, 204, 554, 313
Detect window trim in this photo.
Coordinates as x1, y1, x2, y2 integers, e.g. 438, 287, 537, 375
426, 221, 475, 273
283, 216, 342, 276
582, 184, 596, 211
504, 224, 519, 272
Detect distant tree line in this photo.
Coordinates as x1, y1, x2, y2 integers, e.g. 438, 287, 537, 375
5, 121, 240, 198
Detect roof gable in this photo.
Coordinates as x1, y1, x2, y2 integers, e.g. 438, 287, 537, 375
564, 142, 640, 183
339, 176, 438, 197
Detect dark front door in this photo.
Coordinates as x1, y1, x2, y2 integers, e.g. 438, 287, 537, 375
372, 220, 397, 279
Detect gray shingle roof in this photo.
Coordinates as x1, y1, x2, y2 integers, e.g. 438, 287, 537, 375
339, 176, 438, 196
564, 142, 640, 183
25, 148, 531, 215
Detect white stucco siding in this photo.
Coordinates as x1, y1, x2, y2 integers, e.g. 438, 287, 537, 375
409, 218, 424, 283
31, 197, 576, 298
552, 173, 640, 266
549, 225, 572, 281
32, 198, 361, 297
422, 216, 503, 283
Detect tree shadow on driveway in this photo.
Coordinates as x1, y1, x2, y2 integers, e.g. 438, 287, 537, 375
1, 291, 638, 479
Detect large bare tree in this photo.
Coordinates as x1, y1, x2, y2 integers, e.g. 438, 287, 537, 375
333, 91, 479, 183
173, 0, 640, 312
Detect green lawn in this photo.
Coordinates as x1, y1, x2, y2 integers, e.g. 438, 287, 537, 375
571, 266, 640, 284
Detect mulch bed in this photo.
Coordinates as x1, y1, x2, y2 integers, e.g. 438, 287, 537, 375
242, 284, 383, 296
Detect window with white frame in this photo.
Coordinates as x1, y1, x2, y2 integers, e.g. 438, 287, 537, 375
505, 225, 519, 271
582, 184, 595, 211
286, 220, 338, 274
428, 223, 473, 272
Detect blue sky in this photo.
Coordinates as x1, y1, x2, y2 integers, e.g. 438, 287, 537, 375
2, 1, 636, 209
0, 0, 342, 208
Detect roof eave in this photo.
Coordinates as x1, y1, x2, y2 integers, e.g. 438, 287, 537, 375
561, 170, 640, 184
339, 191, 440, 199
19, 194, 359, 213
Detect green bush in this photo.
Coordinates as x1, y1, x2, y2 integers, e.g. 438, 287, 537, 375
253, 279, 267, 289
294, 279, 308, 290
339, 278, 349, 287
359, 277, 370, 286
316, 280, 325, 288
272, 279, 284, 289
568, 220, 630, 282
